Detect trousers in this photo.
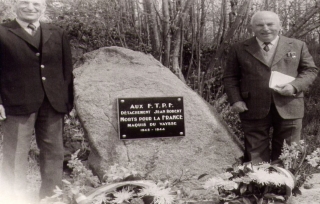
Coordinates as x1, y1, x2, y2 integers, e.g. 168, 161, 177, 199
241, 104, 302, 164
1, 96, 64, 199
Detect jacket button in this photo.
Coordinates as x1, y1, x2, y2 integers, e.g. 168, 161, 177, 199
41, 65, 45, 68
36, 53, 40, 57
42, 77, 46, 81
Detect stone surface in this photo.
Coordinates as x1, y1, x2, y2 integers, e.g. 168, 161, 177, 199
291, 173, 320, 204
73, 46, 243, 186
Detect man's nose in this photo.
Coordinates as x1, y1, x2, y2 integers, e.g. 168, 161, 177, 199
25, 3, 35, 10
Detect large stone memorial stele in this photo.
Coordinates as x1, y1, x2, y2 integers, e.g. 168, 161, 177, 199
73, 46, 243, 187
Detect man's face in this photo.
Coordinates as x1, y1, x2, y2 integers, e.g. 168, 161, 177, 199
15, 0, 46, 23
251, 12, 281, 42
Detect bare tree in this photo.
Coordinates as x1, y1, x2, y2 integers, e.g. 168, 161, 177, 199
144, 0, 161, 59
206, 0, 251, 77
171, 0, 194, 82
215, 0, 228, 46
199, 0, 251, 99
196, 0, 206, 94
162, 0, 171, 67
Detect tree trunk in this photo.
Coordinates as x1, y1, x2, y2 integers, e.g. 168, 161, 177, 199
199, 0, 206, 44
117, 0, 128, 48
221, 0, 228, 44
130, 0, 137, 28
229, 0, 237, 27
144, 0, 161, 60
205, 0, 251, 76
162, 0, 171, 67
180, 18, 184, 70
264, 0, 269, 10
171, 0, 193, 83
197, 0, 206, 94
186, 4, 196, 81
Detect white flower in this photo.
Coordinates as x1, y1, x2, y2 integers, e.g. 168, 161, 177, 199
306, 148, 320, 167
248, 169, 272, 185
237, 165, 245, 170
112, 189, 133, 204
307, 157, 319, 167
246, 166, 295, 189
222, 180, 239, 191
139, 184, 175, 204
219, 172, 233, 180
248, 168, 285, 186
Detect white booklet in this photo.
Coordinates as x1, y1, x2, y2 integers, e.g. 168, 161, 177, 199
269, 71, 295, 90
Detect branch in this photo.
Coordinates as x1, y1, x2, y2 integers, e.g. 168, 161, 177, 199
284, 0, 320, 37
205, 0, 251, 76
295, 21, 320, 38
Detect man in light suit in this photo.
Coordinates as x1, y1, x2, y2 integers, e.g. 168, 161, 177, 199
223, 11, 318, 164
0, 0, 73, 200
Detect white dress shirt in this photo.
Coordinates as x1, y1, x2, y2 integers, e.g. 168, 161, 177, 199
16, 18, 40, 35
256, 36, 280, 51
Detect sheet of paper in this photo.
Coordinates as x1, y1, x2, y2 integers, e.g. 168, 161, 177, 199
269, 71, 295, 90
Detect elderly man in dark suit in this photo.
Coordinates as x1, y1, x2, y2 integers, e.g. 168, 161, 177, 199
0, 0, 73, 200
223, 11, 318, 164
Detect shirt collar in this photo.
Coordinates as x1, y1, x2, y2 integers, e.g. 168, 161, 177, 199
256, 35, 279, 48
16, 18, 40, 30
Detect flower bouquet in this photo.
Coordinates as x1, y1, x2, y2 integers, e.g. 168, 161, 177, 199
204, 163, 295, 204
203, 140, 320, 204
74, 180, 176, 204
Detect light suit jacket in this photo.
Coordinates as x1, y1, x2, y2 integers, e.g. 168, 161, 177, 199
0, 20, 73, 115
223, 36, 318, 120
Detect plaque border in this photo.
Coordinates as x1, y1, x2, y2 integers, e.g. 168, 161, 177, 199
117, 96, 185, 140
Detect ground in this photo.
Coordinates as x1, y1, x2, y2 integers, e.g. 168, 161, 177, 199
291, 173, 320, 204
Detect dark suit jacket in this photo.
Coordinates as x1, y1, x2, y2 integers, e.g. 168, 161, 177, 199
0, 20, 73, 115
223, 36, 318, 120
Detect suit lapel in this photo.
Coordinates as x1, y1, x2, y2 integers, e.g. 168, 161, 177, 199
244, 37, 269, 67
244, 36, 293, 68
7, 20, 39, 49
271, 36, 292, 67
40, 23, 52, 46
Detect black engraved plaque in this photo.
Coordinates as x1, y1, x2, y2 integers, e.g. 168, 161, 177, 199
117, 97, 185, 139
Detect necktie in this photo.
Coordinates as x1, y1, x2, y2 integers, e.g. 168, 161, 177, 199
27, 23, 36, 35
263, 42, 271, 52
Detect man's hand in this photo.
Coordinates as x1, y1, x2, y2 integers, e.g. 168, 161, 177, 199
274, 84, 296, 96
231, 101, 248, 113
0, 105, 6, 120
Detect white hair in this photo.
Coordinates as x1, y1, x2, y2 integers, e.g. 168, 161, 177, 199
15, 0, 47, 6
250, 11, 281, 25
